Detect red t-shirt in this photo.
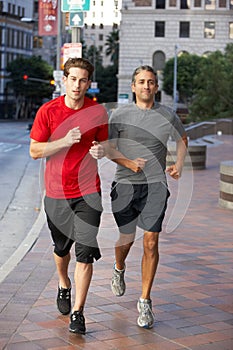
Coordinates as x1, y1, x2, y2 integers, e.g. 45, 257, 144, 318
30, 95, 108, 199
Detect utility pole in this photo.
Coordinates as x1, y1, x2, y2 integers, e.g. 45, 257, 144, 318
173, 44, 178, 112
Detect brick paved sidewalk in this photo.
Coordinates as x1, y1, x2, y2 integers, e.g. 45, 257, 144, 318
0, 136, 232, 350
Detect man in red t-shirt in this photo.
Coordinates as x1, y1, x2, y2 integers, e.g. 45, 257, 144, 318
30, 57, 108, 335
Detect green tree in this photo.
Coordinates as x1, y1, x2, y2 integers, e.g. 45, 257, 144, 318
96, 64, 118, 103
105, 30, 119, 67
7, 56, 54, 119
163, 53, 203, 105
191, 46, 233, 119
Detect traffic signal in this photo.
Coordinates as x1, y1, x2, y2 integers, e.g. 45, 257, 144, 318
92, 96, 97, 102
23, 74, 28, 80
50, 79, 55, 85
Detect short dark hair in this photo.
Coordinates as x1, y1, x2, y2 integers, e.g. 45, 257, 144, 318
131, 65, 158, 102
131, 65, 158, 84
63, 57, 94, 80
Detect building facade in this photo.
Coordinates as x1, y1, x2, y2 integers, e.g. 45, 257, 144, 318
83, 0, 122, 67
118, 0, 233, 105
0, 0, 34, 116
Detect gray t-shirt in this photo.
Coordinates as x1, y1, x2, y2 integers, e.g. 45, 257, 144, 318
109, 102, 186, 184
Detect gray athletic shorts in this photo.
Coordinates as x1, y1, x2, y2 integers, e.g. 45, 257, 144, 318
44, 193, 103, 263
110, 181, 170, 234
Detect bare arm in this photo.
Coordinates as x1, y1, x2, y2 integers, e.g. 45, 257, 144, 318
104, 141, 147, 173
166, 135, 188, 180
30, 127, 81, 160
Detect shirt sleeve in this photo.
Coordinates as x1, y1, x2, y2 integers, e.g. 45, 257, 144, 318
171, 113, 186, 141
30, 104, 51, 142
95, 105, 109, 142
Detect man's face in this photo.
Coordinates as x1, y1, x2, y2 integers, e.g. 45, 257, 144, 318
63, 67, 91, 103
131, 70, 158, 105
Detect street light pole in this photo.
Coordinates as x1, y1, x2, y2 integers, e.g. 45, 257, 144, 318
56, 0, 61, 70
173, 44, 178, 112
91, 34, 96, 82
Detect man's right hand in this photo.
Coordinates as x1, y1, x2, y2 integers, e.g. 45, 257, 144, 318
130, 158, 147, 173
64, 127, 81, 146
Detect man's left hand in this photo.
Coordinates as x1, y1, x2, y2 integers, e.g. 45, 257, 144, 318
89, 141, 105, 159
166, 164, 182, 180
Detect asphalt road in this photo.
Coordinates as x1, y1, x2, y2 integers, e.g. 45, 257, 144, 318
0, 121, 44, 282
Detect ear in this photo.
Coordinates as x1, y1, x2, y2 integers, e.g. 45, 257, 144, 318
131, 82, 135, 93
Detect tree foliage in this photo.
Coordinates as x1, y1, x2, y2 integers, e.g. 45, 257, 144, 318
7, 56, 54, 119
163, 44, 233, 120
191, 45, 233, 119
163, 53, 203, 105
83, 30, 119, 103
105, 30, 119, 67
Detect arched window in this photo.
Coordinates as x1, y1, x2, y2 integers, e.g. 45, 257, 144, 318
153, 51, 166, 73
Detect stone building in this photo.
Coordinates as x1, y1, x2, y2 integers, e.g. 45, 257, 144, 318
118, 0, 233, 105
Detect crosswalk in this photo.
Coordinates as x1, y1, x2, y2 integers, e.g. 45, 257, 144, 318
0, 142, 22, 153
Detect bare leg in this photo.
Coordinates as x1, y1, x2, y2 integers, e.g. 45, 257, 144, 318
53, 252, 71, 288
115, 232, 135, 270
72, 262, 93, 311
141, 231, 159, 300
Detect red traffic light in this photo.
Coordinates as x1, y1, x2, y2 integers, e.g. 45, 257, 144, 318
23, 74, 28, 80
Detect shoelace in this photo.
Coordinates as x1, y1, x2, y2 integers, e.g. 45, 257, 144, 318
59, 288, 70, 300
140, 302, 154, 319
72, 311, 84, 323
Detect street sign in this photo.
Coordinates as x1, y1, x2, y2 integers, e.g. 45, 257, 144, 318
91, 82, 98, 89
69, 12, 84, 27
61, 0, 90, 12
63, 43, 82, 65
88, 88, 100, 94
118, 93, 129, 104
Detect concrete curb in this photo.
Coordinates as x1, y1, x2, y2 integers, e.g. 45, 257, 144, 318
0, 200, 46, 284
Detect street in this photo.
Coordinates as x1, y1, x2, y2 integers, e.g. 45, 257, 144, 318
0, 121, 44, 280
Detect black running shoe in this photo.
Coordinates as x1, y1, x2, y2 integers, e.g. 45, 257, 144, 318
57, 284, 71, 315
69, 310, 86, 334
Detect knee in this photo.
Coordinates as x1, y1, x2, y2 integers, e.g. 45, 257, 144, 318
143, 232, 159, 255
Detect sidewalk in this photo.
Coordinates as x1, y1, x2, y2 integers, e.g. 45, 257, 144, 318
0, 135, 233, 350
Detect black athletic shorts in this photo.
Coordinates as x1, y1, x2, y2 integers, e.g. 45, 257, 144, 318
44, 192, 103, 263
110, 181, 170, 234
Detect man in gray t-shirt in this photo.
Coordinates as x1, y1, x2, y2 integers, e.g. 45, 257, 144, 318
109, 101, 186, 184
90, 65, 188, 329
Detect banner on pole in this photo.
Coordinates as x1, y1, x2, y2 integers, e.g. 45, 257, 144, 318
38, 0, 58, 36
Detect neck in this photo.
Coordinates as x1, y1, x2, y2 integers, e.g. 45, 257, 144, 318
65, 95, 84, 110
136, 101, 154, 110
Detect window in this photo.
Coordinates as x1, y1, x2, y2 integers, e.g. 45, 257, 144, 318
180, 0, 190, 9
194, 0, 201, 7
204, 22, 215, 38
99, 34, 104, 41
205, 0, 216, 9
156, 0, 165, 9
229, 23, 233, 39
153, 51, 165, 71
33, 36, 43, 49
91, 23, 95, 29
113, 23, 118, 29
180, 22, 190, 37
169, 0, 176, 6
99, 23, 104, 29
219, 0, 226, 7
155, 21, 165, 37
